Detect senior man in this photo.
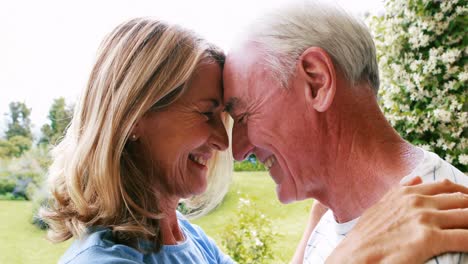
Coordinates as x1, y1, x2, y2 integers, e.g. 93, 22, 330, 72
223, 1, 468, 263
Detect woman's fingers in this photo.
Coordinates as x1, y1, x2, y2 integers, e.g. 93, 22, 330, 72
430, 192, 468, 210
433, 209, 468, 229
434, 229, 468, 255
401, 176, 423, 186
404, 179, 468, 196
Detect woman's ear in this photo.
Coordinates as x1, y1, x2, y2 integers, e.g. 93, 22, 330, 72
297, 47, 336, 112
129, 121, 142, 141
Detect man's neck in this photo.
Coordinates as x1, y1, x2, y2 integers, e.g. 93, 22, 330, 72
324, 138, 422, 223
309, 86, 423, 223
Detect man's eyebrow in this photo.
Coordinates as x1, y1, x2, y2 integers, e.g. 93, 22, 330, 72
224, 97, 239, 114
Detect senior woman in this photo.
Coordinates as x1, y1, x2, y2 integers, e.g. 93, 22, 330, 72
41, 18, 234, 263
41, 17, 468, 264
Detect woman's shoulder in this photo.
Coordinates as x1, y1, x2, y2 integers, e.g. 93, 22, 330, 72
59, 228, 143, 264
176, 211, 209, 241
176, 211, 235, 264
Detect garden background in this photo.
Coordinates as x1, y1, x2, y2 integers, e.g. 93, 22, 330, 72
0, 0, 466, 263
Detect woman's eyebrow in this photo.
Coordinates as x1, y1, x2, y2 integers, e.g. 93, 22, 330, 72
199, 98, 220, 108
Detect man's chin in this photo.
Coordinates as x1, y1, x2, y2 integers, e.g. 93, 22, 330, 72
276, 184, 296, 204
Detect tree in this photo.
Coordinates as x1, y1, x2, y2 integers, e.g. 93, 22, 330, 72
0, 139, 16, 158
1, 102, 33, 157
39, 97, 73, 145
0, 136, 32, 158
369, 0, 467, 171
5, 102, 33, 140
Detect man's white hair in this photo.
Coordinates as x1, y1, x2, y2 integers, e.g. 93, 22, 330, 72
245, 0, 379, 91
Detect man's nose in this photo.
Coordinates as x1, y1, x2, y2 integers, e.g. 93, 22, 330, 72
231, 122, 253, 161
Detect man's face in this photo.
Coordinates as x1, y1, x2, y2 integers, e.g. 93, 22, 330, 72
223, 45, 315, 203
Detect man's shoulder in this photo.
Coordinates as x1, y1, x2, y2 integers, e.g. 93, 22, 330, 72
414, 150, 467, 186
426, 252, 468, 264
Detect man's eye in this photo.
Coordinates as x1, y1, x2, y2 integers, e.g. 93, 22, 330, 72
237, 114, 247, 124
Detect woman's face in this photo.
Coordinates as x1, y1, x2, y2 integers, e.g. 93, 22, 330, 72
136, 62, 228, 198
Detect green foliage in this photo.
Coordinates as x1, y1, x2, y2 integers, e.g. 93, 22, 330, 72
0, 175, 29, 200
234, 161, 267, 171
193, 172, 313, 262
0, 139, 15, 158
0, 178, 16, 194
0, 101, 34, 158
177, 202, 190, 215
369, 0, 467, 171
31, 187, 49, 230
0, 136, 32, 158
221, 196, 277, 263
31, 144, 53, 170
39, 97, 73, 145
0, 193, 26, 200
8, 135, 31, 157
234, 155, 266, 171
0, 148, 48, 200
5, 102, 32, 140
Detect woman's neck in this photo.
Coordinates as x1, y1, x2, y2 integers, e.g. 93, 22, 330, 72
158, 196, 185, 245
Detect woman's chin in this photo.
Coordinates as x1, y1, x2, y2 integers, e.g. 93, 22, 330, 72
178, 181, 207, 198
191, 182, 208, 196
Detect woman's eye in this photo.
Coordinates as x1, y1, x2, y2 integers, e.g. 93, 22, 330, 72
201, 112, 214, 118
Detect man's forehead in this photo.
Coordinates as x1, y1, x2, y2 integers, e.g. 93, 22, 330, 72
223, 43, 265, 109
226, 43, 259, 70
225, 44, 264, 84
224, 54, 248, 82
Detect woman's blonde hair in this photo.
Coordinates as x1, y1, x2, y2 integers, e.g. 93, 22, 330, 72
40, 17, 233, 252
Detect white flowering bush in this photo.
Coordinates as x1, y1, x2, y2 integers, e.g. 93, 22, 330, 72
221, 196, 277, 263
369, 0, 467, 171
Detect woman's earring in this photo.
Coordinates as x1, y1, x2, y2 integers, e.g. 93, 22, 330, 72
130, 134, 138, 141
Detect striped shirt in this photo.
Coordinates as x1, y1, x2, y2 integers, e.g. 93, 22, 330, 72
304, 149, 468, 264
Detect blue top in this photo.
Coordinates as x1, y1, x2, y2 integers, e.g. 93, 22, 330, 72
59, 212, 235, 264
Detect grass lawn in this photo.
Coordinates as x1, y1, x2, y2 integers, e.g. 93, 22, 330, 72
0, 200, 72, 263
0, 171, 313, 263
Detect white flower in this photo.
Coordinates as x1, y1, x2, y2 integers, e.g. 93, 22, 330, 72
409, 60, 419, 71
429, 47, 442, 57
255, 238, 263, 246
447, 65, 460, 75
239, 198, 251, 206
420, 144, 432, 151
443, 80, 457, 91
371, 0, 465, 167
251, 230, 257, 237
433, 109, 452, 123
445, 155, 454, 163
459, 154, 468, 165
440, 49, 461, 65
456, 6, 467, 15
458, 72, 468, 82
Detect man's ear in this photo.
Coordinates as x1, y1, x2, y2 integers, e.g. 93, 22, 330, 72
297, 47, 336, 112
